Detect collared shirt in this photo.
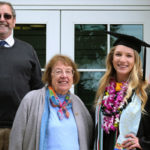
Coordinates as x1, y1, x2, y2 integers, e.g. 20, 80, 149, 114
0, 32, 15, 47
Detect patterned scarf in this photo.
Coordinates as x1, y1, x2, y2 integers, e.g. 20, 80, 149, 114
48, 86, 72, 120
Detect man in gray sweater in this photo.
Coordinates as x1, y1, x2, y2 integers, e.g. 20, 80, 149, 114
0, 2, 43, 150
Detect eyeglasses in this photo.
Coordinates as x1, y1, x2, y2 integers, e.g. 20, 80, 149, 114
0, 13, 12, 20
52, 69, 74, 76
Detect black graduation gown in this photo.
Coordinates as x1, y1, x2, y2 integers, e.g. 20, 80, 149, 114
137, 92, 150, 150
102, 92, 150, 150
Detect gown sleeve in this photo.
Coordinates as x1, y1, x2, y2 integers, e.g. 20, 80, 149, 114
137, 90, 150, 150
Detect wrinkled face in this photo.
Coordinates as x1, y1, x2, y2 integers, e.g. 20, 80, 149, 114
113, 45, 135, 82
51, 61, 74, 95
0, 4, 16, 39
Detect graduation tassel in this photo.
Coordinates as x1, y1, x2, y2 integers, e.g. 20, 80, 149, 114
143, 46, 146, 81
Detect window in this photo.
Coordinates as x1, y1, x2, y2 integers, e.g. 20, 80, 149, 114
14, 24, 46, 68
75, 24, 143, 110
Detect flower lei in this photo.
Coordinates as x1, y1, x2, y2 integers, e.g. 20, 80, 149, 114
101, 78, 128, 134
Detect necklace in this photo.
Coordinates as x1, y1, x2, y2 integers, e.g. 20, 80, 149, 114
101, 78, 128, 134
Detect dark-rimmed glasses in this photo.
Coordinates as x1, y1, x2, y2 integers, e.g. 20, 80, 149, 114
0, 13, 12, 20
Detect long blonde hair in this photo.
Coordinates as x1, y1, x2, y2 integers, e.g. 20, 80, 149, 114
95, 46, 148, 110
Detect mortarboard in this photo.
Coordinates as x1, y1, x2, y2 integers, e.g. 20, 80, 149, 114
106, 31, 150, 80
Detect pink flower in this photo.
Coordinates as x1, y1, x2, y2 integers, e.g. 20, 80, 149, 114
101, 78, 128, 133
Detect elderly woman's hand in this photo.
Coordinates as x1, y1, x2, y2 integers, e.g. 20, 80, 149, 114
122, 133, 142, 150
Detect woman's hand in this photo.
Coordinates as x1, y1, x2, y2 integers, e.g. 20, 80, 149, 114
122, 133, 142, 150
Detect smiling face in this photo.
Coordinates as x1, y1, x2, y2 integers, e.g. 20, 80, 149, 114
112, 45, 135, 82
0, 4, 16, 39
51, 61, 74, 95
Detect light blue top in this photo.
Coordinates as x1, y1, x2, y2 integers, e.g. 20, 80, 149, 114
45, 94, 80, 150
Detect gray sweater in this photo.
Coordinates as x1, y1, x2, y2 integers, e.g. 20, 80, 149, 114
9, 87, 93, 150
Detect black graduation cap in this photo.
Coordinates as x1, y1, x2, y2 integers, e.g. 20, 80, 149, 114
106, 31, 150, 80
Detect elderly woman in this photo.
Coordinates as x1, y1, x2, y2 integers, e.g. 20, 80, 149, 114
9, 54, 93, 150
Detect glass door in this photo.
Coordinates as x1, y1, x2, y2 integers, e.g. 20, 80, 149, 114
15, 10, 60, 69
61, 10, 150, 110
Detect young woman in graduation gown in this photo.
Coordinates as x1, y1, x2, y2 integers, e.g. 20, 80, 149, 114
94, 32, 150, 150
